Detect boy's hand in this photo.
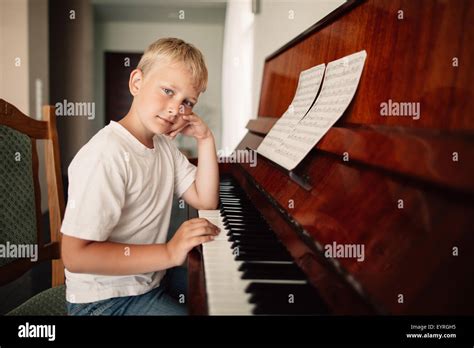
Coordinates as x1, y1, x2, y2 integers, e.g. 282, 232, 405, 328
166, 115, 188, 140
168, 113, 212, 141
166, 218, 220, 266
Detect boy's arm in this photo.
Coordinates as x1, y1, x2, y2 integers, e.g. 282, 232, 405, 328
62, 218, 219, 275
62, 235, 175, 275
180, 114, 219, 210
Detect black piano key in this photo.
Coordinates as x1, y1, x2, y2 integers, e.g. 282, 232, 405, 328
225, 225, 269, 232
221, 214, 259, 219
226, 227, 273, 234
223, 213, 260, 218
221, 202, 253, 207
226, 229, 275, 237
223, 217, 263, 223
235, 246, 289, 256
220, 207, 257, 214
223, 215, 265, 220
223, 213, 261, 220
246, 283, 314, 299
245, 283, 328, 314
230, 240, 283, 249
235, 250, 293, 262
242, 270, 305, 280
239, 263, 307, 280
227, 230, 273, 237
228, 235, 278, 243
231, 242, 287, 253
212, 176, 329, 315
219, 203, 251, 208
223, 216, 265, 222
225, 222, 267, 228
252, 302, 328, 315
223, 219, 267, 227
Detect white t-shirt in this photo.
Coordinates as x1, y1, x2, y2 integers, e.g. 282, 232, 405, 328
61, 121, 196, 303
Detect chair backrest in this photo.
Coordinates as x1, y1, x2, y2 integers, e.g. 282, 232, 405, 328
0, 99, 65, 287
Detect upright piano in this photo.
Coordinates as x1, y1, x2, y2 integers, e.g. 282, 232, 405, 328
187, 0, 474, 315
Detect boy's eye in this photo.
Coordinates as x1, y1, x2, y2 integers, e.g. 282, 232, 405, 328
183, 100, 194, 108
162, 88, 174, 96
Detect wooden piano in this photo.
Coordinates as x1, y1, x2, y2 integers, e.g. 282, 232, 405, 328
187, 0, 474, 315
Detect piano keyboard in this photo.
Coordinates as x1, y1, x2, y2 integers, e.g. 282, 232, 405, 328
198, 177, 328, 315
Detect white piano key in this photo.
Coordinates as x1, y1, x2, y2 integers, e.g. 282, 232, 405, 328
199, 209, 254, 315
198, 208, 308, 315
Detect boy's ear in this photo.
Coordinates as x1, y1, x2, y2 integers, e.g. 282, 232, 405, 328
129, 69, 143, 96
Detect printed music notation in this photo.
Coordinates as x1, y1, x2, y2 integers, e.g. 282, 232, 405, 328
258, 50, 367, 170
257, 63, 325, 159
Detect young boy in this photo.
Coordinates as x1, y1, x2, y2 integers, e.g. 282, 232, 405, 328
61, 38, 220, 315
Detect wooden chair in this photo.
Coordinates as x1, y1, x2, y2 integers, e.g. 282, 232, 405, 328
0, 98, 66, 315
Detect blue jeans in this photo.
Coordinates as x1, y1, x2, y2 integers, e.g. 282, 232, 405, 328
67, 266, 188, 316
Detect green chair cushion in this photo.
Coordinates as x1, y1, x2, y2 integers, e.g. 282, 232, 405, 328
6, 284, 66, 316
0, 125, 38, 267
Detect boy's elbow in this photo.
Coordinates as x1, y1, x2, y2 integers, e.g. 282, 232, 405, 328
61, 250, 79, 273
208, 195, 219, 209
62, 257, 79, 273
62, 248, 81, 273
204, 202, 219, 210
61, 234, 90, 273
197, 196, 219, 210
197, 202, 218, 210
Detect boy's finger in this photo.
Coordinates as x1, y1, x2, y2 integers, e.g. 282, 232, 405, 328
189, 221, 220, 233
190, 235, 215, 248
187, 218, 218, 227
183, 114, 199, 122
187, 220, 211, 229
189, 218, 208, 224
169, 119, 189, 131
172, 124, 189, 135
189, 226, 219, 238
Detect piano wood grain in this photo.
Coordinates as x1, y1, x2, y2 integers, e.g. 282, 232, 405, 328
245, 118, 474, 194
258, 0, 474, 131
188, 0, 474, 315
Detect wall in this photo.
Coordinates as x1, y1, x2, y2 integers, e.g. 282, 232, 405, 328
49, 0, 94, 174
0, 0, 30, 112
251, 0, 346, 117
0, 0, 49, 213
221, 0, 254, 153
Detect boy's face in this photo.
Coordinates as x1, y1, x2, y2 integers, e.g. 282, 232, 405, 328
130, 59, 200, 136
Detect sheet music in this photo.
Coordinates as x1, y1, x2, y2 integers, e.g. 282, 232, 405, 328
270, 50, 367, 170
257, 64, 325, 160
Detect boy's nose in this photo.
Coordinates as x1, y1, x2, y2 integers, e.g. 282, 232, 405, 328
167, 103, 179, 117
165, 110, 177, 123
167, 110, 177, 118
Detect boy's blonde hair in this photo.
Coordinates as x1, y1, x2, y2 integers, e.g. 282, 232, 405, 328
137, 37, 208, 93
